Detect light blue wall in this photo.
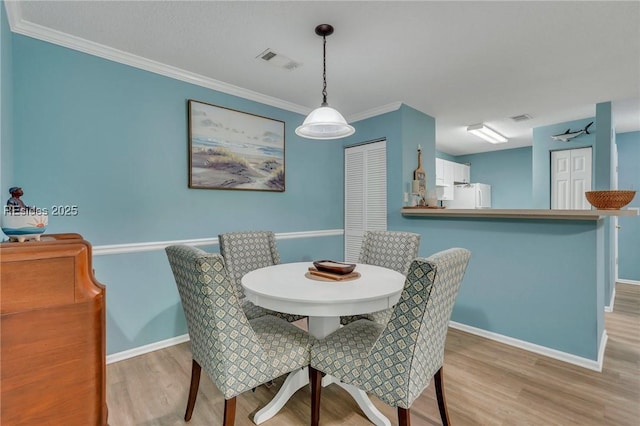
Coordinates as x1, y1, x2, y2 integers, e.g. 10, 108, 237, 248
13, 36, 345, 243
617, 131, 640, 281
401, 105, 437, 196
0, 1, 13, 194
456, 147, 533, 208
594, 103, 615, 306
595, 103, 613, 191
351, 107, 605, 360
532, 108, 616, 306
436, 151, 457, 162
397, 216, 604, 360
341, 104, 436, 219
5, 24, 621, 362
11, 35, 345, 354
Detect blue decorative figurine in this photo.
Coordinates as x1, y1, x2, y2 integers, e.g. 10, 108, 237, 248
7, 187, 30, 212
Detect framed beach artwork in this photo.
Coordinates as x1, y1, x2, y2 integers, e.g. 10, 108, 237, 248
188, 99, 285, 192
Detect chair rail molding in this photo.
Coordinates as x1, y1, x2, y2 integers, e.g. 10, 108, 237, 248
93, 229, 344, 256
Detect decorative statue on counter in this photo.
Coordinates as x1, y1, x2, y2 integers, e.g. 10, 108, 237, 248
6, 187, 31, 212
2, 186, 48, 242
413, 145, 426, 206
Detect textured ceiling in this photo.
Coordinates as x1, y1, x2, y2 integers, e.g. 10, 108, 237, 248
8, 1, 640, 155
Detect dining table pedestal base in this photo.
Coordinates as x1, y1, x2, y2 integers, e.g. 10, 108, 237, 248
242, 263, 404, 426
252, 315, 391, 426
252, 367, 309, 425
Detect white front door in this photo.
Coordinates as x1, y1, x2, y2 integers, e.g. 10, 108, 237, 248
551, 147, 592, 209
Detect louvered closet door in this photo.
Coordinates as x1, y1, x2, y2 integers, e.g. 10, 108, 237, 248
344, 140, 387, 262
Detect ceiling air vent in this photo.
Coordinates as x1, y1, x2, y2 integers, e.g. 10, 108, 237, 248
261, 50, 277, 61
256, 48, 302, 71
510, 114, 532, 122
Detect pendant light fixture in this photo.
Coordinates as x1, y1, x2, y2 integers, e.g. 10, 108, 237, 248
295, 24, 355, 140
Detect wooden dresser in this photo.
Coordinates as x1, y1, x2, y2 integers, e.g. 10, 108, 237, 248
0, 233, 107, 425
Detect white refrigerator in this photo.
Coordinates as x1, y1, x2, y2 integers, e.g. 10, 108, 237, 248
443, 183, 492, 209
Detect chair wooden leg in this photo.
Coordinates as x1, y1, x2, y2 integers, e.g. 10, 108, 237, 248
398, 407, 411, 426
434, 366, 451, 426
184, 359, 201, 421
310, 366, 322, 426
223, 397, 236, 426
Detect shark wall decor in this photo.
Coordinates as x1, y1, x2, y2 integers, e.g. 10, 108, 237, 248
550, 121, 594, 142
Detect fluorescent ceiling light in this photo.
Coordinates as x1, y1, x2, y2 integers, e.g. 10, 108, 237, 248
467, 123, 508, 144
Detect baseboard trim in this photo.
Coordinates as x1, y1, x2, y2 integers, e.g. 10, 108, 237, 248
605, 286, 616, 312
93, 229, 344, 256
108, 322, 609, 371
597, 330, 608, 372
106, 334, 190, 364
618, 279, 640, 286
448, 321, 607, 372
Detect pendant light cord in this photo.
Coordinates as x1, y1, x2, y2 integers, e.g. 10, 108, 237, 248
322, 34, 328, 106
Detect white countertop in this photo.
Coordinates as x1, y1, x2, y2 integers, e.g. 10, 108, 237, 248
401, 207, 639, 220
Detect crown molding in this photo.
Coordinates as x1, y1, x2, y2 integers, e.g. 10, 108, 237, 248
347, 102, 403, 123
6, 2, 405, 125
3, 1, 22, 30
5, 3, 310, 116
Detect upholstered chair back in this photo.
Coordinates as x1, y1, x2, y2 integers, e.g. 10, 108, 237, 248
219, 231, 280, 301
165, 245, 273, 398
358, 230, 421, 275
340, 230, 422, 325
360, 248, 471, 408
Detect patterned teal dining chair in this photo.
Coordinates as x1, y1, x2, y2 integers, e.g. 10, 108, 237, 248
311, 248, 471, 426
219, 231, 305, 323
165, 245, 313, 426
341, 230, 421, 325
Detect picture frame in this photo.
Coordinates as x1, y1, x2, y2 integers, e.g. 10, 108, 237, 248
188, 99, 285, 192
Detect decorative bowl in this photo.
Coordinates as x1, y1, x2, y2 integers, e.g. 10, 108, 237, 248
1, 211, 48, 242
585, 190, 636, 210
313, 260, 356, 275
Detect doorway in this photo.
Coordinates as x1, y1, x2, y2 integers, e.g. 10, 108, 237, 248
551, 147, 592, 209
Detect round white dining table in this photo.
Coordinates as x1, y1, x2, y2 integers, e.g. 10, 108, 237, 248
242, 262, 405, 426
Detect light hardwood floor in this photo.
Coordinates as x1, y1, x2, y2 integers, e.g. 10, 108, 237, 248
107, 284, 640, 425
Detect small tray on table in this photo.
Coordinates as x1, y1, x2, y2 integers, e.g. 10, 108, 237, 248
307, 260, 360, 281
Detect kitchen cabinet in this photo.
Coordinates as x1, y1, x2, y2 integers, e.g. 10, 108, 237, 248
437, 159, 470, 200
435, 158, 445, 186
453, 162, 470, 184
436, 158, 454, 200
